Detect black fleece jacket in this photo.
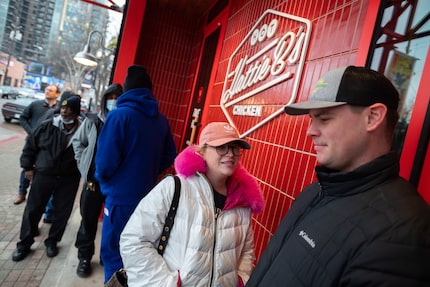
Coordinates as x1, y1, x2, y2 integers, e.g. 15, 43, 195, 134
19, 99, 59, 134
247, 152, 430, 287
20, 115, 80, 177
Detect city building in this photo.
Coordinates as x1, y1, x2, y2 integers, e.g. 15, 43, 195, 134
0, 0, 110, 90
0, 0, 55, 63
0, 51, 24, 86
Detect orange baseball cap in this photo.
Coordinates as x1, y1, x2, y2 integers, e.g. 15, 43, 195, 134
198, 122, 250, 149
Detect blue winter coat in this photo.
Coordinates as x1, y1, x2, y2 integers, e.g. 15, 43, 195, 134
95, 88, 176, 205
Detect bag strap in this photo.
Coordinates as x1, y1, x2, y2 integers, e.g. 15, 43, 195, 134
157, 175, 181, 256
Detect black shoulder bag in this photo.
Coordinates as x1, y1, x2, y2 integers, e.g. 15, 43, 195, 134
104, 175, 181, 287
157, 175, 181, 255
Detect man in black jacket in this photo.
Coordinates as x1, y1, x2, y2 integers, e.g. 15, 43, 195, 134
14, 84, 60, 205
12, 95, 82, 262
246, 66, 430, 286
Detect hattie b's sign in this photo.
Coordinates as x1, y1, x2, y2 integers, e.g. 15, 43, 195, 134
221, 9, 312, 137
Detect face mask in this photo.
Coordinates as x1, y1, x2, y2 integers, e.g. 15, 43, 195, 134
106, 99, 117, 111
61, 117, 75, 125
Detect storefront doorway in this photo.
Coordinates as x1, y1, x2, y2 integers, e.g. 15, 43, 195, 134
180, 2, 229, 149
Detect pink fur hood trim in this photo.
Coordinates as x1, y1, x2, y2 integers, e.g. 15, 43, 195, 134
174, 146, 264, 214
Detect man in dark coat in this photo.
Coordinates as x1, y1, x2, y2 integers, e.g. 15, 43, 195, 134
12, 96, 82, 262
246, 66, 430, 287
14, 84, 60, 205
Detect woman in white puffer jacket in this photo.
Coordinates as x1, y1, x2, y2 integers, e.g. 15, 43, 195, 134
120, 122, 264, 287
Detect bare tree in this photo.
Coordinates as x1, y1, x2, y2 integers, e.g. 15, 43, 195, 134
91, 36, 118, 108
44, 40, 94, 93
42, 28, 118, 110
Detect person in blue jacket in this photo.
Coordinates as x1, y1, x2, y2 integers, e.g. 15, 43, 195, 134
95, 65, 177, 283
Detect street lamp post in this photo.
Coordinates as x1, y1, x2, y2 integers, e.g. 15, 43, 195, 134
74, 30, 115, 109
73, 30, 105, 67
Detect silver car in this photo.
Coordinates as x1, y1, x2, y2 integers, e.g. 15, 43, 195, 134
2, 98, 36, 123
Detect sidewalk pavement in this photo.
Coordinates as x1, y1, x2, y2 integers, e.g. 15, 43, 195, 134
0, 128, 104, 286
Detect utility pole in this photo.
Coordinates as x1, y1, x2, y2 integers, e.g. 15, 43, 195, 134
2, 1, 22, 86
3, 28, 22, 86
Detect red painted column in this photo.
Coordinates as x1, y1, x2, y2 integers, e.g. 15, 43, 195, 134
355, 0, 381, 66
400, 47, 430, 187
112, 0, 147, 84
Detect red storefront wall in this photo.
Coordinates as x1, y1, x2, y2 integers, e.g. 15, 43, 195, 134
112, 0, 430, 263
112, 0, 206, 151
203, 0, 371, 259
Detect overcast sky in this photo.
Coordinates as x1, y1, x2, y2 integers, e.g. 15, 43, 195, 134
107, 0, 126, 37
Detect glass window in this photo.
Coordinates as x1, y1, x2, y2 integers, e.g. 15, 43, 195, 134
368, 0, 430, 153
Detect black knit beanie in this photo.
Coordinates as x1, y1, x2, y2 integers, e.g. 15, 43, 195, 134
59, 91, 79, 103
123, 65, 153, 92
61, 95, 81, 115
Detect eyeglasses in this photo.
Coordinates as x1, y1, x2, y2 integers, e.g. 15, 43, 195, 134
207, 144, 242, 156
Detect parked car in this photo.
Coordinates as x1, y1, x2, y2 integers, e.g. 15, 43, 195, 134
17, 88, 37, 98
1, 98, 36, 123
0, 86, 20, 99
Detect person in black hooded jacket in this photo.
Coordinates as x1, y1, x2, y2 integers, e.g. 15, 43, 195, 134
246, 66, 430, 287
72, 83, 123, 278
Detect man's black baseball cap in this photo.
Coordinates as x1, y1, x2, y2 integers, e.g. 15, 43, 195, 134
284, 66, 399, 115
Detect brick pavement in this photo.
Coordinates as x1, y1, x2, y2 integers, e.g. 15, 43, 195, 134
0, 127, 104, 287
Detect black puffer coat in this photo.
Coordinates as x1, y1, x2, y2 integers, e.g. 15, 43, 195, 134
246, 152, 430, 287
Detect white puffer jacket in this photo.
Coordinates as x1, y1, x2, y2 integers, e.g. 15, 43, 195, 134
120, 146, 264, 287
